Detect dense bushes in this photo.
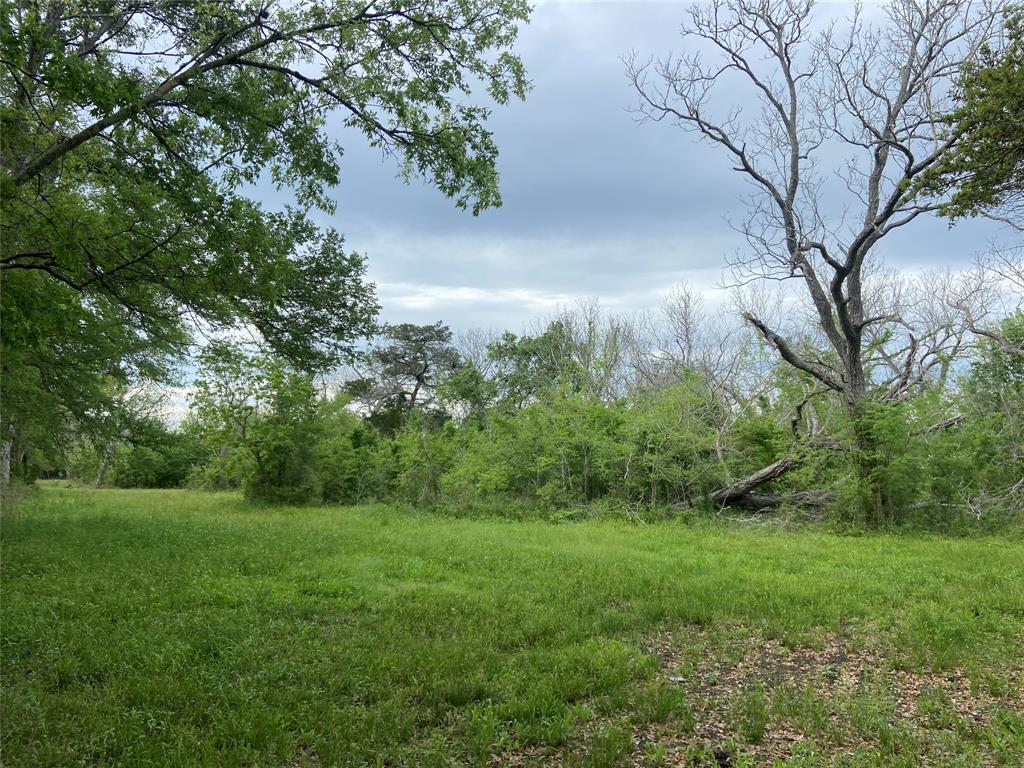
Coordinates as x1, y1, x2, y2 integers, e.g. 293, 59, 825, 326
108, 432, 202, 489
64, 417, 200, 489
59, 311, 1024, 531
194, 358, 1021, 528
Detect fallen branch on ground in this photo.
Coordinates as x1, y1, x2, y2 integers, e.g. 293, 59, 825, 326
709, 457, 797, 506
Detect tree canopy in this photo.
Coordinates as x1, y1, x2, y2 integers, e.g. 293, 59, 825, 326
0, 0, 530, 481
345, 322, 461, 431
920, 4, 1024, 225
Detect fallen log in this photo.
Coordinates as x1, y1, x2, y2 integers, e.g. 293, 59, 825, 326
709, 457, 796, 506
732, 490, 833, 512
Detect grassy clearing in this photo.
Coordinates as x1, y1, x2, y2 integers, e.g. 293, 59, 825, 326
2, 485, 1022, 766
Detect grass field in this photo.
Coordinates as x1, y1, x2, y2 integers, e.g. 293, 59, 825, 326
2, 485, 1023, 767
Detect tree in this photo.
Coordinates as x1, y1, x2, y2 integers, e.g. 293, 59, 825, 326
1, 0, 529, 206
486, 304, 632, 408
919, 4, 1024, 225
959, 311, 1024, 505
0, 267, 180, 484
486, 324, 582, 409
919, 4, 1024, 363
0, 0, 530, 482
436, 362, 496, 427
190, 342, 321, 503
627, 0, 998, 520
347, 322, 461, 428
945, 247, 1024, 360
0, 216, 374, 481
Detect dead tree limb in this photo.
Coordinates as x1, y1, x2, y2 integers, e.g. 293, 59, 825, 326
733, 490, 833, 512
913, 415, 965, 435
709, 457, 797, 506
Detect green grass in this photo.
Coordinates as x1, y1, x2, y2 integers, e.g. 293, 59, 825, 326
2, 485, 1022, 766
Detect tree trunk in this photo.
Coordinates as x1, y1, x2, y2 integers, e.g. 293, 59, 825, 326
252, 449, 267, 495
1, 437, 11, 490
0, 417, 13, 490
732, 490, 832, 511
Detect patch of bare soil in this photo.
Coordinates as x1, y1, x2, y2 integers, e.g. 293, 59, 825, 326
631, 626, 1023, 766
490, 625, 1023, 767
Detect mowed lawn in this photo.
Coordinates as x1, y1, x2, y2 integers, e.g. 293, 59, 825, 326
2, 487, 1022, 767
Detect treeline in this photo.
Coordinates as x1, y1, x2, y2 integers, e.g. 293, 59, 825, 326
5, 0, 1023, 533
59, 292, 1024, 529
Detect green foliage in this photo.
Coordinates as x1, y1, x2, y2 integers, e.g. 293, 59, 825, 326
805, 316, 1024, 528
62, 311, 1024, 530
437, 362, 496, 426
348, 322, 462, 430
189, 342, 322, 504
919, 6, 1024, 221
107, 422, 203, 489
802, 394, 983, 529
1, 1, 530, 208
623, 379, 731, 507
487, 323, 588, 408
1, 0, 532, 483
390, 416, 458, 506
437, 375, 740, 512
957, 313, 1024, 511
3, 485, 1022, 766
440, 390, 627, 508
315, 397, 390, 505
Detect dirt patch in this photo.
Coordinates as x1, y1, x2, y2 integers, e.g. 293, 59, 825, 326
628, 626, 1023, 766
485, 625, 1023, 766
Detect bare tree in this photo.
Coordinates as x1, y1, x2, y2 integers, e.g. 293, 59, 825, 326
627, 0, 1001, 517
522, 299, 634, 401
455, 328, 503, 377
948, 246, 1024, 359
624, 285, 771, 408
627, 0, 998, 409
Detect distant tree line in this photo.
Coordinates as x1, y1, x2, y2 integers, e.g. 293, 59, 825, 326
60, 289, 1024, 529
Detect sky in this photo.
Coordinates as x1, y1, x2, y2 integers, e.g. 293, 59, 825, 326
260, 0, 1011, 336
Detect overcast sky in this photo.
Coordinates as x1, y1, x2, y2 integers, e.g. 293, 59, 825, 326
264, 0, 1010, 335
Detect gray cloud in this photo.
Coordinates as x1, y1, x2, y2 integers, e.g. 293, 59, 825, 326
258, 1, 1012, 334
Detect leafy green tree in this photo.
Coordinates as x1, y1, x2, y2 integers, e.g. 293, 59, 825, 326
920, 5, 1024, 223
348, 322, 461, 429
1, 0, 529, 205
0, 266, 184, 484
1, 0, 529, 484
436, 362, 496, 427
441, 390, 629, 507
189, 342, 321, 503
46, 383, 169, 485
486, 322, 584, 409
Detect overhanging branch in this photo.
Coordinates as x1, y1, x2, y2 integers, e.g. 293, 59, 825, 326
743, 313, 846, 393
